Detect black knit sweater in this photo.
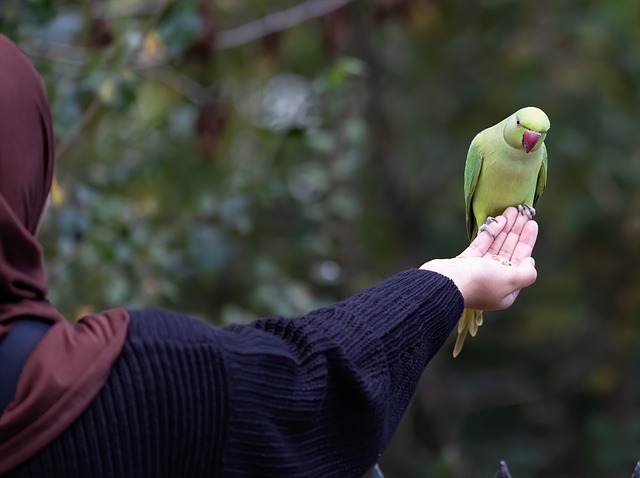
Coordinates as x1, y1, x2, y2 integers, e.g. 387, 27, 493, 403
4, 269, 463, 478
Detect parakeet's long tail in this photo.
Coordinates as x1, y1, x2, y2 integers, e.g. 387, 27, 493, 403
453, 308, 484, 357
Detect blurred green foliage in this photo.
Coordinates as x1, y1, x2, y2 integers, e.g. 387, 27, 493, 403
3, 0, 640, 476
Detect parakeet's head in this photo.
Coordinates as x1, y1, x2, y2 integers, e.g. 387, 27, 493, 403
503, 106, 550, 154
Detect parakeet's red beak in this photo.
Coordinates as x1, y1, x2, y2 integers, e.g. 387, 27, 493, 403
522, 130, 542, 153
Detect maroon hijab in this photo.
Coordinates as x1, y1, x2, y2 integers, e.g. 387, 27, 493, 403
0, 35, 129, 473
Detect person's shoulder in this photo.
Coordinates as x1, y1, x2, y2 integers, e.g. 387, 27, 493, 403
128, 307, 201, 322
125, 307, 218, 342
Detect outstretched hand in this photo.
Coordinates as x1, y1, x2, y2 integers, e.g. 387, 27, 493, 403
420, 207, 538, 311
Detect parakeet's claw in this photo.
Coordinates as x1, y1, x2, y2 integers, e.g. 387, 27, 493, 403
478, 216, 498, 238
478, 224, 496, 238
518, 204, 536, 220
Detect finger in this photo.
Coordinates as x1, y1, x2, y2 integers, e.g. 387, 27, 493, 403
497, 211, 533, 260
460, 215, 507, 257
485, 207, 519, 256
510, 221, 539, 264
501, 206, 520, 218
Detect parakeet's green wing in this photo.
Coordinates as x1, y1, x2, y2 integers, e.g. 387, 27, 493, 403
533, 143, 548, 207
464, 135, 484, 240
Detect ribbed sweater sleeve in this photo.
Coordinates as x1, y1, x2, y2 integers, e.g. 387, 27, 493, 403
219, 268, 463, 477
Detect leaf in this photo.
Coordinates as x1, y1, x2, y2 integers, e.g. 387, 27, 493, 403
157, 7, 202, 57
51, 176, 65, 206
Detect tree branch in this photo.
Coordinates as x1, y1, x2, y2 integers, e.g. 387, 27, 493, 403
54, 97, 102, 161
215, 0, 354, 50
91, 0, 170, 20
139, 66, 215, 105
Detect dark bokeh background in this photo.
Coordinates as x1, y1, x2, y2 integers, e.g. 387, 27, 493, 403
3, 0, 640, 476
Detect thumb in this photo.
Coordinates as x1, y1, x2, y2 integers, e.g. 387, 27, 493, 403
519, 256, 535, 268
511, 257, 537, 289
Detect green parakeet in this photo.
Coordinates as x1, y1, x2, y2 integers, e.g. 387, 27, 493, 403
453, 106, 550, 357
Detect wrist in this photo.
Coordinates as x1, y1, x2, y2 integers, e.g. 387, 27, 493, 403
420, 260, 472, 307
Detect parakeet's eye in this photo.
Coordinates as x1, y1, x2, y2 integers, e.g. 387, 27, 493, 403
516, 120, 521, 125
